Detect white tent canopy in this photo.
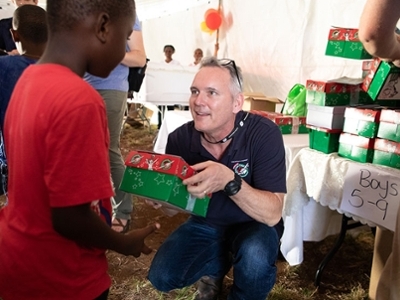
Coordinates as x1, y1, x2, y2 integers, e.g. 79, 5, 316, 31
1, 0, 373, 101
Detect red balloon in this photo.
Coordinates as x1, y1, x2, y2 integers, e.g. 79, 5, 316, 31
205, 12, 222, 30
204, 8, 218, 19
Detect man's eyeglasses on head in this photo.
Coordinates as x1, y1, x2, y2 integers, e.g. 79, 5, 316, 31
218, 58, 242, 90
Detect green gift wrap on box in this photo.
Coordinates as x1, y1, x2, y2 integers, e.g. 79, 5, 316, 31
308, 125, 341, 154
120, 150, 210, 217
338, 132, 375, 163
362, 58, 400, 101
342, 106, 381, 138
373, 138, 400, 169
325, 27, 372, 60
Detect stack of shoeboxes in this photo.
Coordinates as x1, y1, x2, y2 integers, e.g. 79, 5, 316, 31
120, 150, 210, 217
373, 109, 400, 169
305, 27, 380, 155
306, 78, 372, 154
250, 110, 308, 134
338, 106, 381, 163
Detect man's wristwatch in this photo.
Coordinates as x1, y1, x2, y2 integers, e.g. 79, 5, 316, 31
224, 173, 242, 196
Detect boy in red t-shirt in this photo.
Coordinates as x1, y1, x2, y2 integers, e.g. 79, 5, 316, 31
0, 1, 159, 299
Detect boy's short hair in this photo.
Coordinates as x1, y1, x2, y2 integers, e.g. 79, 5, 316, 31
12, 5, 47, 44
46, 0, 135, 33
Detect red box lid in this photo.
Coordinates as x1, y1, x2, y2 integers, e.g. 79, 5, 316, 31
374, 138, 400, 155
306, 79, 362, 94
339, 132, 375, 149
344, 106, 381, 122
327, 27, 360, 41
251, 110, 306, 125
379, 109, 400, 124
124, 150, 195, 180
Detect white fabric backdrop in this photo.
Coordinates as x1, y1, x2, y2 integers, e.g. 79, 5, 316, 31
140, 0, 369, 101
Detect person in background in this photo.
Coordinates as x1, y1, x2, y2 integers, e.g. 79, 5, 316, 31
359, 1, 400, 299
163, 44, 180, 65
0, 0, 158, 299
85, 13, 147, 234
0, 0, 38, 55
189, 48, 203, 67
147, 57, 286, 300
0, 4, 47, 130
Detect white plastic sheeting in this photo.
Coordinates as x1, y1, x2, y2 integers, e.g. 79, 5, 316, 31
141, 0, 369, 100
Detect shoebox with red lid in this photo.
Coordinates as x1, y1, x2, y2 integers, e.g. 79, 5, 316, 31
307, 125, 342, 154
378, 108, 400, 143
338, 132, 375, 163
362, 60, 374, 78
373, 138, 400, 169
325, 27, 372, 59
250, 110, 308, 134
120, 150, 210, 217
342, 106, 381, 138
362, 58, 400, 101
305, 77, 370, 106
306, 104, 346, 130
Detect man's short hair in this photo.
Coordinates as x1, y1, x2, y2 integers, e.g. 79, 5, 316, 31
46, 0, 135, 33
13, 5, 47, 44
200, 57, 243, 94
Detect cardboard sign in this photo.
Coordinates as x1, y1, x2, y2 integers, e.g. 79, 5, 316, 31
340, 164, 400, 231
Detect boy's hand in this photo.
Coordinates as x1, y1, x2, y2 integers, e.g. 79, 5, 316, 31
122, 223, 160, 257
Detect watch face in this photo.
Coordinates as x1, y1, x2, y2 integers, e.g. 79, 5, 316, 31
224, 174, 242, 196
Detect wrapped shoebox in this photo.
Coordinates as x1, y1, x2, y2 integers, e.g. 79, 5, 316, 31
377, 109, 400, 142
306, 104, 346, 130
338, 132, 375, 163
362, 58, 400, 101
120, 150, 210, 217
250, 110, 308, 134
325, 27, 372, 59
243, 93, 283, 112
306, 77, 370, 106
342, 106, 381, 138
373, 138, 400, 169
362, 60, 374, 78
308, 125, 342, 154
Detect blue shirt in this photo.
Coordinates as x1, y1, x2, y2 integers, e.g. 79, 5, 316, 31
84, 14, 142, 92
0, 55, 37, 129
0, 18, 15, 52
166, 110, 286, 236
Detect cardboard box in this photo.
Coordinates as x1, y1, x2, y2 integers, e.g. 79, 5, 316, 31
362, 60, 374, 78
325, 27, 372, 59
306, 104, 346, 130
373, 138, 400, 169
306, 77, 370, 106
308, 125, 342, 154
338, 132, 375, 163
243, 93, 283, 112
362, 58, 400, 101
342, 106, 381, 138
120, 150, 210, 217
251, 110, 308, 134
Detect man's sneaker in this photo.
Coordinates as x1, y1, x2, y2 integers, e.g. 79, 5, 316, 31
194, 276, 222, 300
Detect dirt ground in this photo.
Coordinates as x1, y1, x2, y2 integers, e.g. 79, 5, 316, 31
105, 121, 375, 300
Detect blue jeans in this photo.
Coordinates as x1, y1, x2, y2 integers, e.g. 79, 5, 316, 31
148, 217, 279, 300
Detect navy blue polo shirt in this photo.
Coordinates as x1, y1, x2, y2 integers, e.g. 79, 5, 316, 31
166, 110, 286, 237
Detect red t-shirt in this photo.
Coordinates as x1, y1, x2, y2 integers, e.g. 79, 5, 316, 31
0, 64, 114, 299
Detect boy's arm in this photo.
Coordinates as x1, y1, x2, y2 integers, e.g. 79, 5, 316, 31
52, 204, 159, 257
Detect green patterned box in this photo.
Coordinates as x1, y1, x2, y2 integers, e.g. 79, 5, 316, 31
362, 58, 400, 100
342, 106, 381, 138
338, 133, 375, 163
308, 126, 341, 154
120, 151, 210, 217
373, 138, 400, 169
325, 28, 372, 60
